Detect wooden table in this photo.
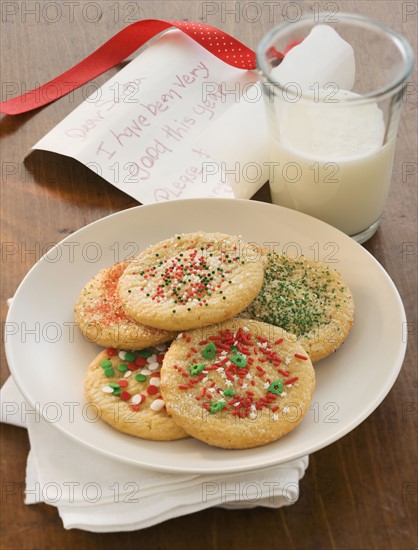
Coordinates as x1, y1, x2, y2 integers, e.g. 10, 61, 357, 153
1, 2, 416, 548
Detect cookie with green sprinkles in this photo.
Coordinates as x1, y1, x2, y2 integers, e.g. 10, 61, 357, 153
117, 232, 265, 331
84, 344, 188, 441
241, 253, 354, 363
75, 261, 177, 350
160, 319, 315, 449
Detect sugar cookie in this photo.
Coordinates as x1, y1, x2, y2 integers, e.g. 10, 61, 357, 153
84, 345, 188, 440
118, 232, 265, 331
75, 261, 176, 350
160, 319, 315, 449
242, 253, 354, 363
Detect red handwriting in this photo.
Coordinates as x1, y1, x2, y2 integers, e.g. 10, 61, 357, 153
139, 89, 182, 116
192, 88, 227, 121
172, 61, 209, 88
109, 114, 151, 147
65, 111, 105, 141
64, 78, 147, 142
129, 139, 173, 181
161, 116, 196, 143
97, 141, 116, 160
154, 164, 204, 201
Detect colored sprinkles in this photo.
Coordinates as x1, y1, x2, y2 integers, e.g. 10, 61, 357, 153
127, 237, 247, 312
82, 262, 132, 327
176, 325, 300, 420
242, 253, 350, 336
100, 344, 168, 412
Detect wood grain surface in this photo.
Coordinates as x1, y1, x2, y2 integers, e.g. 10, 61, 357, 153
1, 1, 417, 549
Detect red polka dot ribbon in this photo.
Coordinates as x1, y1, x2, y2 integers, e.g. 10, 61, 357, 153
0, 19, 256, 116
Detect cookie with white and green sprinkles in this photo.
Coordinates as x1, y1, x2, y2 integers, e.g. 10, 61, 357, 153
84, 344, 188, 440
75, 261, 177, 350
160, 319, 315, 449
241, 253, 354, 363
117, 232, 265, 331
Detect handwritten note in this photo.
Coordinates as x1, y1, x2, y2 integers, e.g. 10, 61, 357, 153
32, 30, 261, 203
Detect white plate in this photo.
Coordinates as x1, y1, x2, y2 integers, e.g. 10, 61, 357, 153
5, 199, 406, 473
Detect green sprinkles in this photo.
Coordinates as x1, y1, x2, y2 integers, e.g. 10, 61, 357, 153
230, 353, 247, 368
138, 238, 245, 306
107, 381, 122, 395
190, 363, 206, 376
136, 349, 152, 358
223, 388, 235, 397
268, 379, 283, 396
104, 367, 115, 377
135, 373, 147, 382
117, 364, 128, 372
100, 359, 112, 369
124, 352, 136, 362
209, 401, 226, 414
202, 342, 216, 360
242, 253, 347, 336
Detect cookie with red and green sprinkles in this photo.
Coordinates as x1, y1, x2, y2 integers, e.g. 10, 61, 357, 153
117, 232, 265, 331
75, 261, 177, 350
160, 319, 315, 449
241, 254, 354, 363
84, 344, 188, 441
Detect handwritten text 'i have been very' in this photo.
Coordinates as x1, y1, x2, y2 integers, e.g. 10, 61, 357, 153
33, 30, 257, 203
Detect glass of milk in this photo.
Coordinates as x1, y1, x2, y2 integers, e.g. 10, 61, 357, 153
257, 13, 414, 243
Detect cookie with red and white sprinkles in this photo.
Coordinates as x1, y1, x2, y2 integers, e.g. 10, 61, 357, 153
160, 319, 315, 449
117, 232, 265, 331
75, 261, 176, 350
84, 344, 188, 440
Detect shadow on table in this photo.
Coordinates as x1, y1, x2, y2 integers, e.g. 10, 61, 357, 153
23, 150, 137, 210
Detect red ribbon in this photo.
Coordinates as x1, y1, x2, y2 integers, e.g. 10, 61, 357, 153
0, 20, 256, 116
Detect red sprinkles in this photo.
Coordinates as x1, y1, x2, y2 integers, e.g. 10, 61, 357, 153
174, 325, 303, 420
101, 346, 168, 412
83, 262, 132, 327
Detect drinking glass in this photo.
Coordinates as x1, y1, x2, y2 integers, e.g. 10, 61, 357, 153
257, 13, 414, 243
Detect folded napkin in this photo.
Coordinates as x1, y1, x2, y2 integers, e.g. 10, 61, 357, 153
1, 375, 308, 532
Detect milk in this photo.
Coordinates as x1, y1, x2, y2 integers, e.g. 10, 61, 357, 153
268, 89, 394, 235
267, 27, 393, 236
269, 138, 396, 236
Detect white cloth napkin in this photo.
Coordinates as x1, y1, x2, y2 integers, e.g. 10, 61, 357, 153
1, 375, 308, 532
